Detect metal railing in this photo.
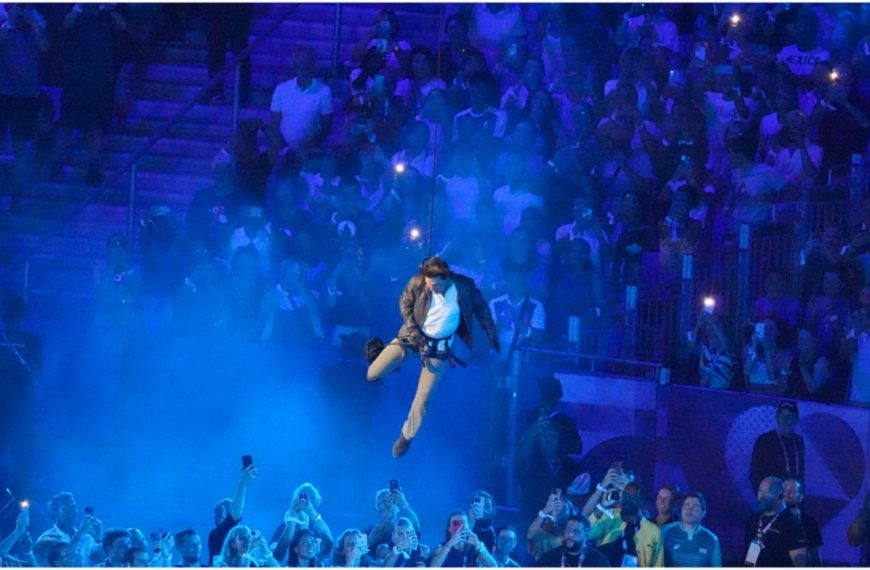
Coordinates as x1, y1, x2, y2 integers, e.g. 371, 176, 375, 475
1, 5, 299, 288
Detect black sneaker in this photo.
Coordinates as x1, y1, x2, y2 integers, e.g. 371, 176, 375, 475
365, 337, 386, 365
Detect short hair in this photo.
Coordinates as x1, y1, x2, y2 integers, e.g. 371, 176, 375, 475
496, 525, 518, 537
175, 529, 198, 548
539, 376, 564, 401
48, 492, 74, 519
124, 547, 148, 566
682, 491, 708, 512
420, 256, 450, 278
394, 517, 415, 531
445, 13, 469, 33
102, 529, 130, 552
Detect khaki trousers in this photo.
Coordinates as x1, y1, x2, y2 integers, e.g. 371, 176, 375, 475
367, 338, 450, 440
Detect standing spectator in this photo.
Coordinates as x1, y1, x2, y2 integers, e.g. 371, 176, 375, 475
588, 482, 664, 567
750, 269, 803, 330
661, 491, 722, 567
652, 485, 681, 528
36, 492, 101, 567
784, 327, 840, 403
0, 3, 48, 200
847, 492, 870, 566
207, 464, 257, 564
269, 47, 334, 158
688, 307, 736, 390
174, 529, 203, 568
768, 110, 822, 188
777, 11, 830, 85
784, 478, 823, 566
488, 270, 546, 363
331, 529, 372, 568
365, 487, 421, 556
94, 529, 131, 568
395, 48, 447, 113
452, 72, 507, 156
435, 14, 481, 84
202, 4, 252, 105
53, 3, 126, 186
749, 401, 805, 493
743, 476, 808, 567
467, 491, 497, 553
491, 526, 519, 568
535, 517, 609, 568
380, 517, 430, 568
270, 483, 334, 565
429, 512, 497, 568
743, 317, 794, 396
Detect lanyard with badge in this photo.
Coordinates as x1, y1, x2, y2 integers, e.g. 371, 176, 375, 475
777, 433, 800, 478
561, 548, 586, 568
745, 505, 785, 566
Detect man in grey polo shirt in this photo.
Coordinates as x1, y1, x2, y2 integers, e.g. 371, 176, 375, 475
661, 491, 722, 567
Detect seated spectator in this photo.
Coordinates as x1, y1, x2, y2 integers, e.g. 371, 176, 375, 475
488, 270, 546, 361
815, 64, 870, 171
380, 517, 430, 568
429, 512, 497, 567
452, 72, 508, 156
271, 483, 334, 565
588, 482, 664, 567
437, 151, 489, 238
689, 308, 736, 390
33, 536, 75, 567
767, 110, 822, 188
661, 491, 722, 567
435, 13, 481, 84
366, 487, 420, 556
846, 492, 870, 566
743, 477, 808, 566
229, 206, 272, 277
491, 526, 520, 568
351, 9, 410, 80
331, 529, 372, 568
390, 121, 434, 179
185, 155, 243, 256
726, 123, 788, 227
784, 478, 823, 566
751, 269, 803, 329
703, 64, 752, 176
805, 269, 851, 356
743, 316, 794, 396
610, 190, 657, 287
260, 257, 325, 345
845, 284, 870, 406
269, 47, 334, 157
174, 529, 203, 567
207, 464, 257, 564
652, 484, 681, 528
492, 152, 545, 238
804, 225, 861, 298
94, 529, 131, 567
777, 10, 829, 88
555, 195, 611, 273
784, 326, 842, 403
757, 86, 798, 161
395, 47, 447, 112
535, 517, 609, 567
499, 58, 547, 126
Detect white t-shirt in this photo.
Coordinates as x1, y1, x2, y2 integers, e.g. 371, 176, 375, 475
772, 143, 823, 185
492, 184, 544, 236
777, 44, 830, 77
270, 77, 334, 148
421, 282, 460, 341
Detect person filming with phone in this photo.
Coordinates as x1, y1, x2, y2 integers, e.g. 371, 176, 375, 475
366, 481, 420, 555
207, 462, 257, 564
430, 512, 497, 567
270, 483, 334, 565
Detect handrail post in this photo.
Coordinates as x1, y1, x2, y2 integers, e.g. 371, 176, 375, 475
331, 4, 343, 77
128, 164, 137, 261
677, 254, 694, 382
736, 224, 751, 329
23, 259, 29, 305
624, 285, 638, 360
232, 64, 241, 136
505, 347, 523, 507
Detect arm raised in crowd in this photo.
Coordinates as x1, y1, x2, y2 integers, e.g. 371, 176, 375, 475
230, 464, 257, 522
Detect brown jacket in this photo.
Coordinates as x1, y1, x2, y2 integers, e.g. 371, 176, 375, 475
397, 272, 500, 351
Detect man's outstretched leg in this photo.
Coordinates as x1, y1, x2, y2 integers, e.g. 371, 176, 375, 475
393, 356, 449, 458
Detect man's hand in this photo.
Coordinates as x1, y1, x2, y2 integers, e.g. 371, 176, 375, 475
392, 489, 409, 510
407, 326, 428, 352
468, 501, 484, 523
543, 493, 563, 516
